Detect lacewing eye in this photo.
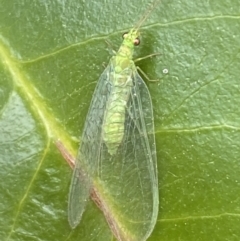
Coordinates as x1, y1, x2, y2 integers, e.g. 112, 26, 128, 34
134, 38, 140, 46
122, 32, 128, 39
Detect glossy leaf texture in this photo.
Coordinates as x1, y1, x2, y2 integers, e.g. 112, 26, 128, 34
1, 0, 240, 240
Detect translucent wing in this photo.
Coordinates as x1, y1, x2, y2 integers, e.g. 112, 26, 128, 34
96, 68, 158, 241
68, 63, 113, 228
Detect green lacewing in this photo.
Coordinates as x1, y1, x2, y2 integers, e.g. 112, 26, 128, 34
58, 0, 161, 240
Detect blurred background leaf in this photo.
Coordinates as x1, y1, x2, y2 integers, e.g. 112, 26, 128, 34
1, 0, 240, 240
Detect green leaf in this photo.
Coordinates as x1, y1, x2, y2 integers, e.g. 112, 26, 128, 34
1, 0, 240, 240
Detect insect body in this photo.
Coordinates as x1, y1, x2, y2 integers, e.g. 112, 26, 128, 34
68, 1, 160, 241
103, 30, 140, 155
